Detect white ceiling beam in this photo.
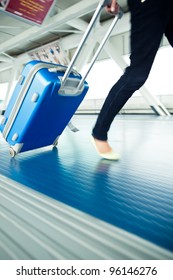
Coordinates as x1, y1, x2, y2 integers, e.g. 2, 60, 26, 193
51, 29, 82, 34
0, 63, 12, 72
60, 12, 130, 51
67, 18, 89, 32
0, 12, 130, 70
97, 12, 130, 37
75, 36, 98, 72
0, 0, 99, 53
0, 55, 13, 62
57, 6, 88, 32
102, 39, 170, 116
0, 53, 30, 72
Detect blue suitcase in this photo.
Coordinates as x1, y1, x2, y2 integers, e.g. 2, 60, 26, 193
0, 1, 122, 157
0, 60, 89, 156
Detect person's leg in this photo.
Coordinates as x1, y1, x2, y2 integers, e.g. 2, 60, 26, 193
164, 1, 173, 47
92, 0, 168, 156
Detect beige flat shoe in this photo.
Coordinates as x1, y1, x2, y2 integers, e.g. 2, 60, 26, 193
91, 136, 120, 161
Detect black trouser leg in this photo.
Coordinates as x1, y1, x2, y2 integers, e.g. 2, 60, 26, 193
92, 0, 173, 141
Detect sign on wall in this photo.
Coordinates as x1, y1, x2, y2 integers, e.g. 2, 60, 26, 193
29, 40, 70, 66
0, 0, 55, 25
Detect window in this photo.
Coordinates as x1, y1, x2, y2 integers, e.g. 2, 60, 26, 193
82, 46, 173, 100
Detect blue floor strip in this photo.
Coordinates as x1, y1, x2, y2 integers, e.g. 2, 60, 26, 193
0, 115, 173, 253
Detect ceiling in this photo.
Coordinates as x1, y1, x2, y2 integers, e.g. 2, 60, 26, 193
0, 0, 129, 61
0, 1, 171, 116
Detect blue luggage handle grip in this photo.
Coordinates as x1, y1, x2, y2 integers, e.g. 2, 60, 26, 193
60, 1, 123, 91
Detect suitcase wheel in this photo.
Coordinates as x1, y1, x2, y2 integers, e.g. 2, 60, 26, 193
9, 147, 17, 158
52, 136, 59, 147
52, 146, 58, 151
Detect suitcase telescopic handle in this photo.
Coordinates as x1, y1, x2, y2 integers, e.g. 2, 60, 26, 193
60, 0, 123, 91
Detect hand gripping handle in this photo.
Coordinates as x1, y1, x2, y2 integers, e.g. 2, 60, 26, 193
60, 1, 123, 91
100, 0, 112, 7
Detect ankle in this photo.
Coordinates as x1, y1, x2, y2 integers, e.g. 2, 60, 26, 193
92, 137, 112, 154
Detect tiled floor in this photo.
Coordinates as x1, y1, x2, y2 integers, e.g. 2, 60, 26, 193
0, 114, 173, 254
